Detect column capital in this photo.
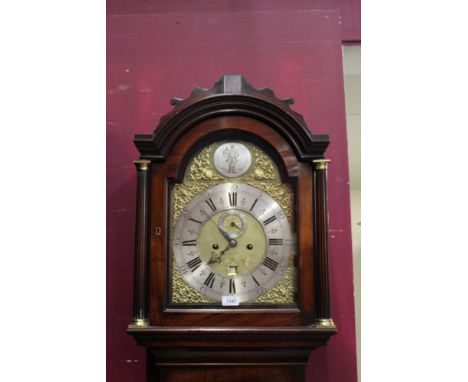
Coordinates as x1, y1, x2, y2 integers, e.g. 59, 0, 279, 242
313, 159, 331, 170
134, 160, 151, 171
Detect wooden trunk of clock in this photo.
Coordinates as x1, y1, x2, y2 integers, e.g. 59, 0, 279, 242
128, 75, 336, 382
147, 348, 309, 382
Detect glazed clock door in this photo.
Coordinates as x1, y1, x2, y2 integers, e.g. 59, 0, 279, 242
170, 142, 296, 306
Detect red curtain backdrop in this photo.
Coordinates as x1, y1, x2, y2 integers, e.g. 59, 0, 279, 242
107, 3, 360, 381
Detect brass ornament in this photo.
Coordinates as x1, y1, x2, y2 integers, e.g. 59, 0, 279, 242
134, 159, 151, 171
170, 142, 296, 305
313, 159, 330, 171
315, 318, 336, 328
252, 256, 295, 304
187, 143, 223, 181
247, 181, 294, 224
172, 182, 218, 227
171, 261, 213, 304
128, 318, 150, 328
243, 145, 276, 181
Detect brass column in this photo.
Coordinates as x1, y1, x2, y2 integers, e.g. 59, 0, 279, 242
313, 159, 336, 328
129, 160, 151, 328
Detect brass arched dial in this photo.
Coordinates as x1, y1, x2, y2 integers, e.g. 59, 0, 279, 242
172, 183, 293, 303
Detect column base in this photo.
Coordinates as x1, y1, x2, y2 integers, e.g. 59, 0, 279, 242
315, 318, 336, 328
128, 318, 150, 328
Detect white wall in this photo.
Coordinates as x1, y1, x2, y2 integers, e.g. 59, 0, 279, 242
343, 45, 361, 382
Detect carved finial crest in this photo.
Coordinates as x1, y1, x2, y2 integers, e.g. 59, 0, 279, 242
169, 75, 297, 110
135, 74, 329, 162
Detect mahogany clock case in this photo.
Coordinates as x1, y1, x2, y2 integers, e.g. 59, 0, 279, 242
151, 115, 313, 327
127, 75, 336, 380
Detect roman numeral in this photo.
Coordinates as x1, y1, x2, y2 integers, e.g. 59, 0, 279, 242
229, 278, 236, 294
229, 192, 237, 207
203, 272, 216, 288
249, 198, 258, 211
205, 198, 217, 212
182, 239, 197, 246
188, 217, 202, 224
263, 216, 276, 226
186, 257, 202, 272
268, 238, 283, 246
251, 275, 260, 286
263, 257, 279, 271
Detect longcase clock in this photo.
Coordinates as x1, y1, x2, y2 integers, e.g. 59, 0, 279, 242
127, 75, 336, 382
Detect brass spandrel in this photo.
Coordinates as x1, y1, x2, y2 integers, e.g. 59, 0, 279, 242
171, 260, 214, 304
246, 182, 294, 225
172, 182, 218, 227
243, 145, 277, 181
251, 255, 295, 304
186, 143, 223, 181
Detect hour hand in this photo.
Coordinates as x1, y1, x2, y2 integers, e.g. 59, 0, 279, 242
218, 225, 233, 241
207, 240, 237, 264
207, 246, 228, 264
207, 254, 221, 264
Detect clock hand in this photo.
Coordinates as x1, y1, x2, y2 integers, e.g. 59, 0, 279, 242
207, 256, 221, 264
219, 226, 233, 241
207, 239, 237, 264
204, 214, 233, 241
230, 221, 242, 230
207, 247, 227, 264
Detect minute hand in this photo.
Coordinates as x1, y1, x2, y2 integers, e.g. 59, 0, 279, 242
218, 225, 233, 241
205, 214, 233, 241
